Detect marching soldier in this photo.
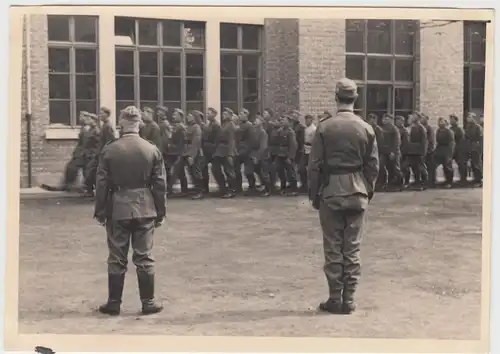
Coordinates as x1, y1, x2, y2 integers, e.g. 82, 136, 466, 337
275, 115, 298, 196
379, 113, 403, 191
366, 113, 385, 191
289, 110, 306, 192
94, 105, 166, 316
464, 112, 483, 187
300, 114, 317, 194
235, 109, 258, 194
82, 113, 101, 197
212, 107, 238, 198
308, 78, 379, 315
166, 109, 189, 196
394, 115, 411, 187
434, 117, 455, 188
406, 112, 429, 190
449, 114, 467, 185
139, 107, 162, 150
156, 105, 169, 124
202, 107, 221, 194
421, 114, 437, 187
158, 107, 172, 176
250, 117, 273, 196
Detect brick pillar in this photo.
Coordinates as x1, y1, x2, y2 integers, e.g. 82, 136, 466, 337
418, 20, 464, 126
298, 19, 345, 117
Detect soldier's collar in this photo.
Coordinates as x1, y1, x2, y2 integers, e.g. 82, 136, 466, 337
336, 108, 353, 113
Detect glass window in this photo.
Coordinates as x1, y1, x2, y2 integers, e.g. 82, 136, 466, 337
162, 52, 181, 76
346, 56, 364, 80
74, 16, 97, 43
75, 49, 97, 73
367, 20, 391, 54
470, 67, 485, 89
395, 59, 414, 81
367, 58, 392, 81
116, 76, 135, 101
163, 78, 182, 101
186, 53, 204, 77
464, 21, 486, 117
471, 89, 484, 110
221, 78, 238, 102
138, 19, 158, 45
394, 88, 413, 110
162, 20, 181, 47
139, 77, 158, 101
221, 54, 238, 78
76, 100, 98, 115
242, 54, 259, 79
366, 84, 392, 115
49, 101, 71, 125
75, 75, 97, 99
114, 17, 136, 45
346, 20, 364, 53
115, 50, 134, 75
220, 23, 239, 49
49, 74, 70, 99
353, 86, 365, 116
139, 51, 158, 75
242, 25, 260, 50
184, 22, 205, 48
394, 20, 415, 55
186, 78, 204, 101
48, 48, 70, 73
47, 15, 70, 42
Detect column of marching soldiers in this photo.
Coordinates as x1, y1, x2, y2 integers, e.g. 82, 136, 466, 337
41, 104, 484, 198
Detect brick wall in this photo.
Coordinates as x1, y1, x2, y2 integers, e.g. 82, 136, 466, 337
418, 20, 464, 126
21, 14, 81, 188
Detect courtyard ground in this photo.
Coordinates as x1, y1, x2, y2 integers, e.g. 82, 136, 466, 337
18, 188, 483, 339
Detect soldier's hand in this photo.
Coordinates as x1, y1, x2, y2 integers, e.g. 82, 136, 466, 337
389, 152, 395, 160
227, 156, 234, 166
154, 216, 165, 228
187, 157, 194, 166
251, 156, 258, 165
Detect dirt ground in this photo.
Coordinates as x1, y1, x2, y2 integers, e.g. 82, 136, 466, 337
18, 188, 483, 339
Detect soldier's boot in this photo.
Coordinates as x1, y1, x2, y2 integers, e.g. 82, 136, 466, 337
319, 290, 343, 314
191, 183, 205, 200
244, 175, 257, 195
137, 272, 163, 315
98, 273, 125, 316
341, 288, 357, 315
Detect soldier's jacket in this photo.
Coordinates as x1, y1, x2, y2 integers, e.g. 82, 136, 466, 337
99, 120, 117, 152
139, 121, 162, 150
94, 133, 167, 221
406, 123, 428, 156
465, 121, 483, 152
158, 120, 171, 155
167, 123, 187, 156
450, 125, 466, 154
82, 125, 101, 160
380, 123, 401, 155
422, 123, 436, 153
272, 126, 298, 159
372, 124, 385, 155
214, 120, 237, 157
294, 123, 306, 158
435, 127, 455, 158
236, 121, 257, 156
202, 121, 221, 158
250, 127, 269, 161
184, 122, 203, 158
397, 126, 410, 155
72, 125, 87, 159
308, 111, 379, 211
264, 119, 278, 138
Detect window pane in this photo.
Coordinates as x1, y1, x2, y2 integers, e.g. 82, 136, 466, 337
471, 89, 484, 110
163, 77, 181, 101
220, 23, 238, 49
140, 101, 158, 111
139, 51, 158, 75
114, 17, 136, 45
354, 86, 364, 112
74, 16, 97, 43
115, 50, 134, 75
367, 58, 392, 81
76, 100, 98, 115
76, 75, 97, 99
162, 52, 181, 76
163, 101, 182, 114
186, 101, 205, 114
75, 49, 97, 73
471, 67, 485, 89
470, 41, 486, 63
49, 100, 71, 125
162, 20, 181, 46
346, 56, 364, 80
186, 53, 204, 77
184, 22, 205, 48
138, 19, 158, 45
115, 76, 135, 100
186, 78, 204, 101
367, 20, 391, 54
243, 102, 260, 117
47, 15, 69, 41
394, 20, 416, 55
221, 78, 238, 102
221, 54, 238, 78
395, 59, 414, 81
242, 54, 259, 79
49, 74, 70, 99
116, 101, 135, 116
394, 88, 413, 110
346, 20, 365, 53
48, 48, 70, 73
140, 77, 158, 101
366, 85, 391, 112
243, 79, 259, 101
242, 25, 260, 49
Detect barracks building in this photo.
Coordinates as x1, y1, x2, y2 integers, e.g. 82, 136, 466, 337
19, 9, 487, 187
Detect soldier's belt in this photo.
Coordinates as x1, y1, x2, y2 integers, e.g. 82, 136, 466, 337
113, 184, 151, 191
304, 142, 312, 146
323, 165, 363, 175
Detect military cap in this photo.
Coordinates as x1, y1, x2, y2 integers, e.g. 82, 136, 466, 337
79, 111, 90, 116
449, 113, 459, 119
120, 106, 142, 123
394, 115, 405, 121
240, 108, 249, 116
383, 113, 394, 119
207, 107, 218, 114
335, 78, 358, 99
100, 106, 111, 116
87, 113, 99, 121
173, 108, 185, 117
192, 110, 204, 119
223, 107, 234, 115
143, 106, 154, 114
156, 105, 168, 113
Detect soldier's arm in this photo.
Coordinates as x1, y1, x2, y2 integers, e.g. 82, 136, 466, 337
187, 125, 202, 157
393, 126, 401, 153
448, 129, 456, 155
258, 130, 268, 159
363, 129, 380, 195
296, 126, 305, 150
420, 126, 428, 156
103, 125, 116, 145
94, 149, 110, 219
152, 125, 163, 149
150, 148, 167, 219
288, 130, 298, 160
428, 126, 436, 151
307, 128, 323, 201
227, 124, 236, 156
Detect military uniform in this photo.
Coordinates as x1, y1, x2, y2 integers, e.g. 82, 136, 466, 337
370, 121, 385, 190
449, 121, 467, 183
301, 119, 317, 193
308, 78, 379, 314
202, 117, 221, 193
406, 120, 428, 189
434, 125, 455, 186
166, 121, 188, 195
289, 112, 306, 190
379, 118, 403, 190
274, 120, 298, 195
82, 114, 101, 195
422, 120, 437, 186
250, 123, 272, 196
139, 120, 162, 150
395, 119, 411, 185
464, 119, 483, 184
94, 106, 166, 316
235, 119, 258, 192
212, 111, 238, 198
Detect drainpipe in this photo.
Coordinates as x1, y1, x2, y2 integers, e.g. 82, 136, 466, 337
24, 14, 33, 187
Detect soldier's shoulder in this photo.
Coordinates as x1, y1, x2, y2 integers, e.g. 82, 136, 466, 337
319, 115, 331, 123
102, 137, 119, 149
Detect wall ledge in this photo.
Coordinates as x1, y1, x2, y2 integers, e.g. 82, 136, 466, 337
45, 126, 80, 140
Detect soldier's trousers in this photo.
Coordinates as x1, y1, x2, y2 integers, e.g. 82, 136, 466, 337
379, 153, 403, 188
165, 155, 188, 192
425, 152, 437, 184
319, 201, 365, 300
211, 156, 237, 192
201, 153, 213, 192
235, 154, 256, 189
453, 152, 468, 182
407, 155, 428, 184
83, 155, 99, 191
467, 150, 483, 182
298, 153, 309, 188
274, 156, 297, 189
174, 156, 205, 192
401, 155, 411, 184
253, 158, 272, 189
434, 154, 454, 184
63, 156, 86, 187
107, 217, 156, 276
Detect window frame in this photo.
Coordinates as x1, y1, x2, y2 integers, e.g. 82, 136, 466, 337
463, 21, 486, 120
345, 19, 417, 120
47, 15, 100, 127
114, 17, 206, 116
219, 23, 263, 116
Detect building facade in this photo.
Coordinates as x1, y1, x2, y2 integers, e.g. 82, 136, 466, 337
20, 12, 486, 187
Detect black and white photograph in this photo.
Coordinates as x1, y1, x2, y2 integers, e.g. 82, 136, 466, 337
4, 5, 493, 353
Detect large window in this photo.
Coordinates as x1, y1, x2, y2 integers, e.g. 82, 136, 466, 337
345, 19, 417, 122
464, 21, 486, 118
47, 15, 99, 126
220, 23, 262, 116
114, 17, 206, 116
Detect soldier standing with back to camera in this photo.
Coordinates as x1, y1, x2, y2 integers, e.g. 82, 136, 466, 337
308, 78, 379, 315
94, 106, 166, 316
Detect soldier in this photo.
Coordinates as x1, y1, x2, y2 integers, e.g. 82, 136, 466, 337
173, 111, 205, 200
308, 78, 379, 315
464, 112, 483, 187
366, 113, 385, 191
139, 107, 162, 150
212, 107, 238, 198
275, 115, 299, 196
394, 115, 411, 187
166, 109, 189, 196
158, 107, 172, 176
406, 112, 429, 190
234, 109, 258, 194
449, 114, 467, 185
81, 113, 101, 197
249, 117, 273, 196
434, 117, 455, 188
300, 114, 317, 194
421, 114, 437, 187
202, 108, 221, 194
289, 110, 306, 192
94, 105, 166, 316
379, 113, 403, 191
156, 105, 169, 124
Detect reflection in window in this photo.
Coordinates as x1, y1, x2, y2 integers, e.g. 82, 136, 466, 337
47, 15, 99, 126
